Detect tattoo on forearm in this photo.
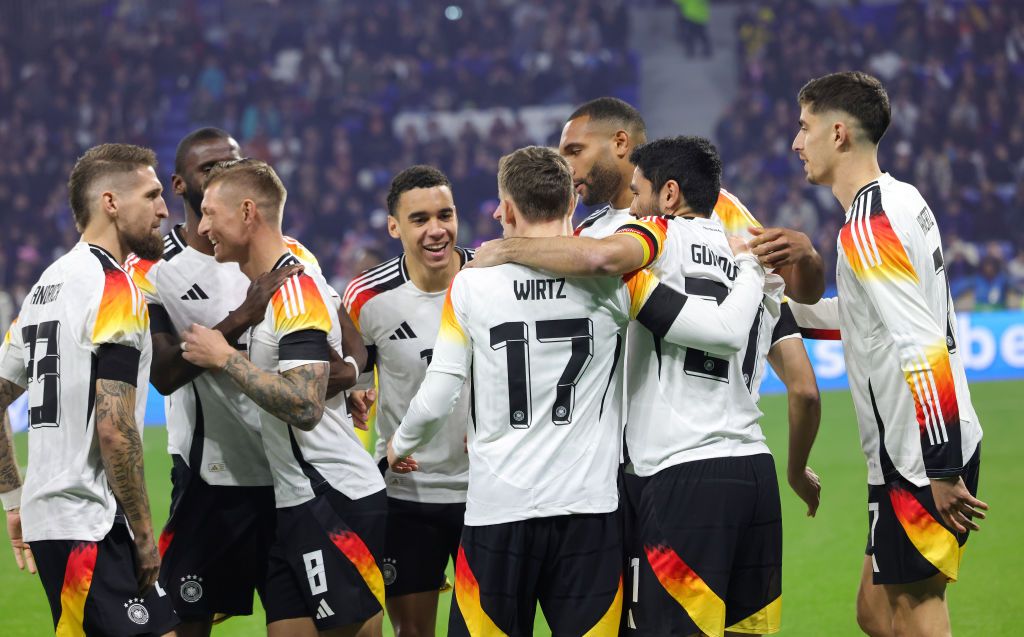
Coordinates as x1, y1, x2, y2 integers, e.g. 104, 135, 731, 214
95, 379, 153, 539
221, 352, 328, 427
0, 379, 26, 492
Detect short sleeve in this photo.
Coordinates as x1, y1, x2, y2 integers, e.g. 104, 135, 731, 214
0, 319, 27, 388
124, 254, 162, 305
272, 273, 333, 373
614, 216, 669, 269
284, 236, 321, 273
90, 266, 148, 351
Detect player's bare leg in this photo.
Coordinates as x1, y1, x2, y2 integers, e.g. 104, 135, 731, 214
856, 555, 893, 637
386, 590, 440, 637
883, 574, 950, 637
170, 620, 213, 637
355, 611, 384, 637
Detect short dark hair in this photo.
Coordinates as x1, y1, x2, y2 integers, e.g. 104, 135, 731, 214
568, 97, 647, 143
386, 165, 452, 216
498, 146, 574, 223
68, 143, 158, 231
798, 71, 891, 145
205, 158, 287, 221
629, 136, 722, 215
175, 127, 232, 174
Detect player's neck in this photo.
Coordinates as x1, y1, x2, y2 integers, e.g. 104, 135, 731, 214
610, 185, 633, 210
182, 206, 215, 256
81, 223, 125, 264
514, 217, 573, 239
406, 254, 460, 293
832, 153, 883, 211
239, 230, 288, 281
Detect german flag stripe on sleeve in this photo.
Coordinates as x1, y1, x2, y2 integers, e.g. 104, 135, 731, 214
904, 341, 960, 451
439, 281, 467, 346
714, 189, 762, 236
124, 254, 158, 297
92, 266, 148, 345
615, 216, 668, 269
284, 236, 321, 272
621, 268, 661, 320
271, 274, 332, 336
840, 192, 918, 283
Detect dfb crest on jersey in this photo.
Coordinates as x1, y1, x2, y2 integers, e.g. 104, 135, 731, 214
124, 598, 150, 625
381, 558, 398, 586
180, 574, 204, 603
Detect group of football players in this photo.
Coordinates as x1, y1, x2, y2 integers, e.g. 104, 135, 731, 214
0, 70, 986, 637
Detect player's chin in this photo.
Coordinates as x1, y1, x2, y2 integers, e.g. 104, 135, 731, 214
420, 241, 452, 266
127, 231, 164, 261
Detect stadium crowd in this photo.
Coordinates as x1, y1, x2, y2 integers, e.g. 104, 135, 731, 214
0, 0, 634, 328
717, 0, 1024, 309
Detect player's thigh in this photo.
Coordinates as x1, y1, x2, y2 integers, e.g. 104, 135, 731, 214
723, 454, 782, 634
448, 521, 542, 637
263, 489, 388, 633
883, 573, 951, 637
35, 524, 178, 636
381, 497, 463, 599
385, 590, 440, 636
634, 457, 755, 637
159, 464, 276, 619
857, 554, 893, 637
538, 512, 623, 637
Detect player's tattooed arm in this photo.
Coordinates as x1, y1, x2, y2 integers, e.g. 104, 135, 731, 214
94, 379, 160, 591
468, 234, 646, 276
149, 265, 302, 395
220, 354, 328, 431
0, 379, 25, 495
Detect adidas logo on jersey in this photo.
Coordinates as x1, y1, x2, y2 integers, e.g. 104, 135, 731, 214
388, 321, 417, 340
180, 284, 209, 301
315, 598, 335, 619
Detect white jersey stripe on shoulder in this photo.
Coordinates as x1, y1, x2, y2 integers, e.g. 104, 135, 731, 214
857, 195, 879, 268
849, 197, 873, 270
861, 190, 882, 266
342, 263, 402, 307
921, 365, 948, 442
909, 369, 937, 445
346, 256, 402, 286
281, 277, 297, 319
286, 277, 300, 318
293, 276, 306, 314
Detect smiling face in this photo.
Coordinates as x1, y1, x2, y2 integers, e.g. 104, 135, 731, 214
197, 181, 248, 263
388, 185, 458, 270
558, 116, 623, 206
793, 104, 839, 186
115, 166, 169, 260
628, 166, 662, 217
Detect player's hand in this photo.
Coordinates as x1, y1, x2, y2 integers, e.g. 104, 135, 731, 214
788, 466, 821, 517
6, 509, 36, 574
930, 477, 988, 534
727, 234, 751, 257
181, 324, 235, 370
748, 227, 816, 269
233, 264, 304, 327
133, 536, 160, 594
464, 239, 510, 269
387, 439, 418, 473
347, 389, 376, 431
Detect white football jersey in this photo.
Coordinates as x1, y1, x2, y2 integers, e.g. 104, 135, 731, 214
790, 174, 982, 487
248, 252, 384, 508
343, 250, 473, 504
126, 224, 322, 487
0, 243, 151, 542
412, 264, 660, 526
615, 215, 780, 476
575, 205, 632, 239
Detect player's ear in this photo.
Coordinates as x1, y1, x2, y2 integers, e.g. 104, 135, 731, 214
241, 199, 256, 225
662, 180, 681, 212
101, 190, 117, 217
171, 173, 186, 197
387, 213, 400, 239
612, 130, 630, 158
834, 121, 848, 149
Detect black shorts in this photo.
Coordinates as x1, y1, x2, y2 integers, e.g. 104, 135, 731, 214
448, 512, 622, 637
635, 454, 782, 637
157, 455, 276, 620
619, 464, 649, 633
263, 487, 387, 630
382, 496, 464, 597
34, 519, 179, 636
866, 445, 981, 585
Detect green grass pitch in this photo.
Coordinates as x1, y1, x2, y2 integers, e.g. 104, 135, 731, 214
2, 381, 1022, 635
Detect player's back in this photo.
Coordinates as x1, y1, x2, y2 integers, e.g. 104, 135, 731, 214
447, 264, 636, 526
836, 173, 982, 485
2, 243, 150, 542
619, 216, 775, 476
248, 253, 383, 508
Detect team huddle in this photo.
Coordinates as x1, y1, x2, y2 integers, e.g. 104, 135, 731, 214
0, 71, 987, 637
